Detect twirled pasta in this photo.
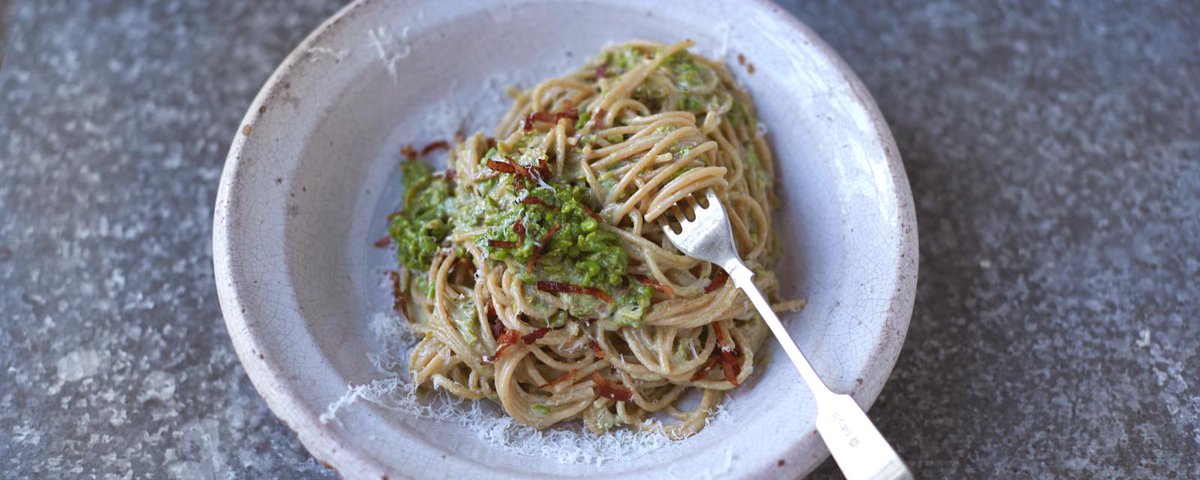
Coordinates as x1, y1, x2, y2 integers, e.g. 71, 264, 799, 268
387, 40, 800, 439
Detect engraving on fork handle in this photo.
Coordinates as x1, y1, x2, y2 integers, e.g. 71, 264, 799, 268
831, 411, 860, 447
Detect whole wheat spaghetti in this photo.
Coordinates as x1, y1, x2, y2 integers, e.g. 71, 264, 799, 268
386, 40, 800, 439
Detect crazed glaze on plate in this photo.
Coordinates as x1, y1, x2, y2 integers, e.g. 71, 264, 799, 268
213, 0, 917, 478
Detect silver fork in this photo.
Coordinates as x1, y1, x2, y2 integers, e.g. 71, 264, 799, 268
663, 190, 912, 480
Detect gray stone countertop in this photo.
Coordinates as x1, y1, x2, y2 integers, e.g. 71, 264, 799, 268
1, 1, 1196, 478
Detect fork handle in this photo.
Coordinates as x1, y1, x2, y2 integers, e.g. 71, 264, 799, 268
726, 263, 913, 480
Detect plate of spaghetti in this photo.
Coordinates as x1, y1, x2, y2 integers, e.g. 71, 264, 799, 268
214, 1, 917, 479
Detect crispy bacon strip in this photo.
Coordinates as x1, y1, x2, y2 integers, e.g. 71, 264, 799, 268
632, 274, 674, 297
689, 355, 721, 382
721, 354, 741, 386
522, 327, 550, 345
526, 223, 562, 271
486, 159, 518, 174
589, 341, 606, 359
488, 240, 516, 248
536, 280, 612, 303
535, 369, 577, 392
374, 236, 393, 248
705, 269, 729, 293
387, 271, 408, 319
401, 144, 418, 159
591, 373, 632, 402
712, 323, 741, 385
593, 109, 606, 129
518, 196, 558, 211
539, 223, 561, 246
512, 162, 532, 181
487, 158, 537, 185
531, 160, 553, 182
482, 329, 522, 364
488, 303, 503, 339
523, 110, 579, 131
443, 169, 457, 189
513, 220, 526, 244
420, 140, 450, 156
712, 323, 736, 353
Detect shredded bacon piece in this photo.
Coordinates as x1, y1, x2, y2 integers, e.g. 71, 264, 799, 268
401, 144, 418, 159
525, 252, 540, 272
486, 158, 537, 186
420, 140, 449, 156
632, 274, 674, 297
522, 327, 550, 345
712, 323, 741, 385
690, 355, 721, 381
523, 110, 579, 131
593, 109, 606, 129
531, 160, 553, 182
486, 159, 518, 174
591, 373, 632, 402
712, 323, 736, 353
512, 162, 532, 180
594, 63, 607, 78
536, 280, 612, 303
482, 328, 522, 364
488, 240, 516, 248
721, 354, 741, 386
518, 196, 558, 211
513, 220, 526, 244
443, 169, 456, 189
589, 341, 605, 359
535, 369, 577, 391
374, 236, 392, 248
387, 271, 408, 319
705, 269, 729, 293
526, 223, 562, 270
539, 223, 561, 246
488, 303, 503, 339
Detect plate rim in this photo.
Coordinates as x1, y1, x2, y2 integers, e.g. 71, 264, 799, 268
213, 0, 918, 478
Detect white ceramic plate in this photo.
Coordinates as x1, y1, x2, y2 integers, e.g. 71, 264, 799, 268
214, 0, 917, 478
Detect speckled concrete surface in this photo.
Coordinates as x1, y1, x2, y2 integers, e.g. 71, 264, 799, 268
1, 1, 1196, 478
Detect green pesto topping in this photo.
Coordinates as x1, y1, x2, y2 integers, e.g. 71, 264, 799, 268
453, 300, 479, 347
634, 78, 668, 107
612, 284, 653, 328
673, 339, 690, 362
481, 183, 628, 291
677, 95, 706, 113
574, 110, 592, 130
666, 51, 705, 90
604, 46, 645, 74
728, 101, 749, 126
745, 142, 771, 186
389, 160, 453, 270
